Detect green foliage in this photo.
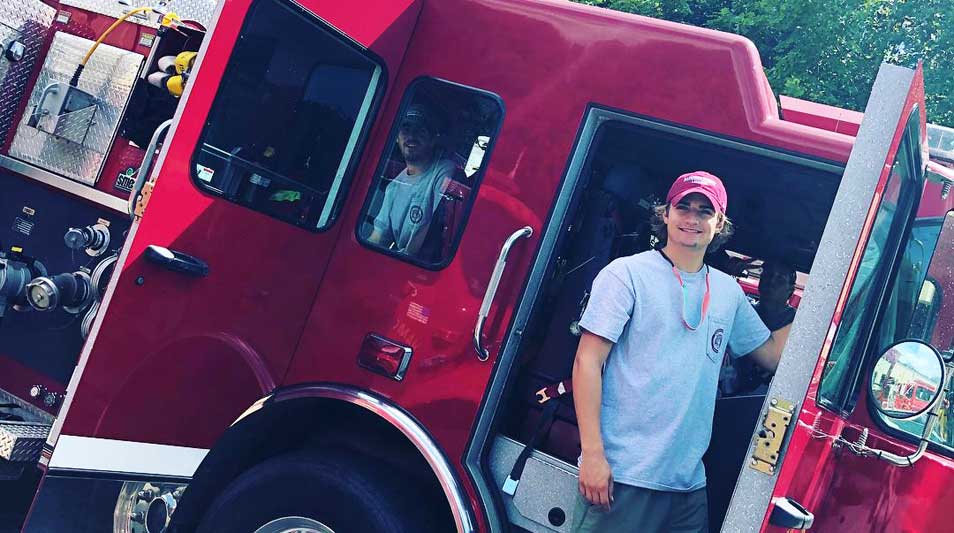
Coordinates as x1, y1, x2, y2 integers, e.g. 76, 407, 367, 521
572, 0, 954, 126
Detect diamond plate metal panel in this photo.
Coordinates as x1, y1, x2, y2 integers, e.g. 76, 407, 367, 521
9, 32, 143, 185
51, 102, 98, 144
60, 0, 219, 29
0, 389, 54, 425
0, 421, 51, 462
0, 0, 56, 148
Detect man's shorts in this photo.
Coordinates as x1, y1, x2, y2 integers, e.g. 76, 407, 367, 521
571, 483, 708, 533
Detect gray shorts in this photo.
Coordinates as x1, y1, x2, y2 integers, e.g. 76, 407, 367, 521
572, 483, 708, 533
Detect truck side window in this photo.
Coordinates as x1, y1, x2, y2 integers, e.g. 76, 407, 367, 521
818, 109, 923, 412
357, 78, 504, 268
191, 0, 383, 230
877, 209, 954, 450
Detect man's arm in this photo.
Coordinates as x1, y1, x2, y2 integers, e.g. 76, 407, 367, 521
747, 323, 791, 373
573, 331, 615, 508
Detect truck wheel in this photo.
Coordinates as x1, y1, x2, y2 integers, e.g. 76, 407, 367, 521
196, 450, 417, 533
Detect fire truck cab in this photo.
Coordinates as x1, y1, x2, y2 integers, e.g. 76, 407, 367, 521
3, 0, 954, 532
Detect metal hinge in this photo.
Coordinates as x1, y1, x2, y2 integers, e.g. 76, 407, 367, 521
133, 181, 154, 218
750, 397, 796, 475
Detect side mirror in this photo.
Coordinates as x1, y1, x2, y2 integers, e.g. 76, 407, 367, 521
870, 340, 945, 421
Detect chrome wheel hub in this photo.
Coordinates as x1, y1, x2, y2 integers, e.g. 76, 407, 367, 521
254, 516, 335, 533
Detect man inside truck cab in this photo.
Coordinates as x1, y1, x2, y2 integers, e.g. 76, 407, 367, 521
720, 260, 799, 396
367, 104, 456, 260
571, 171, 785, 532
754, 260, 798, 346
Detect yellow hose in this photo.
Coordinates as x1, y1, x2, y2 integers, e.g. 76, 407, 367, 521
80, 6, 153, 66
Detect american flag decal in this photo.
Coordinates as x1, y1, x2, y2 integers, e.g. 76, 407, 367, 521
406, 302, 431, 324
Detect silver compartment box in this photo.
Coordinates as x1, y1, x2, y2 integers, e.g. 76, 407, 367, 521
0, 0, 56, 148
9, 32, 144, 186
61, 0, 219, 29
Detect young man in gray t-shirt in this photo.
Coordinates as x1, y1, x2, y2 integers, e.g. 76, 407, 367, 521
571, 171, 785, 532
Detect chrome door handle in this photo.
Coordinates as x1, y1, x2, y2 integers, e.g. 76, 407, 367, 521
474, 226, 533, 361
129, 119, 173, 217
145, 245, 209, 277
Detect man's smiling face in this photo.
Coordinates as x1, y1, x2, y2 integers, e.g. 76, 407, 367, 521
397, 122, 436, 165
663, 192, 724, 251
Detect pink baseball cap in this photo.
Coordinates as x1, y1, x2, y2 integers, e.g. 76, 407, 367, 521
666, 171, 728, 214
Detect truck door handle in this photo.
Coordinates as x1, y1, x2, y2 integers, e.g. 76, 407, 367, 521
769, 496, 814, 529
474, 226, 533, 361
145, 245, 209, 277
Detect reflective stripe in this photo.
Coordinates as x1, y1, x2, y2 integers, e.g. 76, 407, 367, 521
48, 435, 207, 478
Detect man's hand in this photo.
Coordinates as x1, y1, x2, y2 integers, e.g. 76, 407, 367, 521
579, 450, 614, 509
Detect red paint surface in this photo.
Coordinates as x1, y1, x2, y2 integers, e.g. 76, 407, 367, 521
41, 0, 949, 530
780, 95, 864, 137
0, 355, 64, 415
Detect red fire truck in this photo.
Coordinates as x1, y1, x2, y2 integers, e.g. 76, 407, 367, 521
3, 0, 954, 532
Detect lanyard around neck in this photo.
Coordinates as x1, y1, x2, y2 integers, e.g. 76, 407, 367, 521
658, 249, 710, 331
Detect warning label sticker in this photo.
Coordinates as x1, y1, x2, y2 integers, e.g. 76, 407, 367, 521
13, 217, 34, 236
196, 165, 215, 183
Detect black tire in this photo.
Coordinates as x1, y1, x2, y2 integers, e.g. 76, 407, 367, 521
196, 450, 418, 533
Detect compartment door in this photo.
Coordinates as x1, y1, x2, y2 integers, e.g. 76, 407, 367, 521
723, 62, 927, 532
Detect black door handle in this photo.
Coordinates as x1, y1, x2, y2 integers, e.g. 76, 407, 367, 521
145, 245, 209, 277
769, 496, 814, 529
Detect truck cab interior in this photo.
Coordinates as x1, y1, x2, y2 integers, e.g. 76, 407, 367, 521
498, 114, 842, 531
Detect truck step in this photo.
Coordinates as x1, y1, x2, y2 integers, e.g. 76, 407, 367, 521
0, 421, 51, 463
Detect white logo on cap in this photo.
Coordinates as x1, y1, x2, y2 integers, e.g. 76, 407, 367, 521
684, 174, 714, 186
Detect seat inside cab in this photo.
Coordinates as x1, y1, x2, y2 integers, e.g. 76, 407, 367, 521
499, 117, 842, 530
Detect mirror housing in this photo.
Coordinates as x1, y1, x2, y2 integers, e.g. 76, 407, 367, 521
870, 340, 945, 420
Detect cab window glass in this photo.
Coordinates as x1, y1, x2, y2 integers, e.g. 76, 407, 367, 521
877, 210, 954, 450
357, 78, 503, 268
191, 0, 383, 229
818, 110, 922, 411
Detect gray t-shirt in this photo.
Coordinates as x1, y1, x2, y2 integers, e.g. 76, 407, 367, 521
578, 250, 770, 491
372, 159, 455, 256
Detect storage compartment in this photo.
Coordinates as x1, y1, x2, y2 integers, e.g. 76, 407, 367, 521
494, 117, 842, 532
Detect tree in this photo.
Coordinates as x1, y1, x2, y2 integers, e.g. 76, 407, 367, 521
573, 0, 954, 126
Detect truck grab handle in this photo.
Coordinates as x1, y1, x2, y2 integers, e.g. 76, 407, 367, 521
474, 226, 533, 361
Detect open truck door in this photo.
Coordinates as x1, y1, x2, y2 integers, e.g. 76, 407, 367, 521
724, 62, 939, 531
25, 1, 423, 530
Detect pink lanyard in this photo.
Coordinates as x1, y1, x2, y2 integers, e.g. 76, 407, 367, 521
658, 250, 710, 331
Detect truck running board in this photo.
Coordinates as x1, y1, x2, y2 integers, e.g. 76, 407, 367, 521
0, 421, 51, 463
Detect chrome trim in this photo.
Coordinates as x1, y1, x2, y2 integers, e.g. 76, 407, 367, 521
48, 435, 207, 478
474, 227, 533, 361
357, 334, 413, 381
129, 118, 173, 217
0, 155, 127, 213
268, 384, 477, 533
255, 516, 335, 533
90, 253, 119, 297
